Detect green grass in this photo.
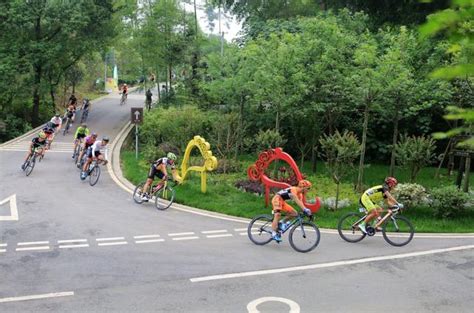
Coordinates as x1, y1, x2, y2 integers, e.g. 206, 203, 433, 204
121, 150, 474, 233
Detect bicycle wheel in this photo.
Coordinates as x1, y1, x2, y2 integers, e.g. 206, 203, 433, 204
25, 157, 35, 176
73, 144, 81, 163
289, 221, 320, 253
63, 120, 70, 136
382, 216, 414, 247
247, 214, 274, 245
337, 212, 367, 243
154, 186, 175, 210
89, 164, 101, 186
133, 182, 146, 204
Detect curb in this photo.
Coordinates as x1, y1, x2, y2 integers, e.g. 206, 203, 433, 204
107, 123, 474, 238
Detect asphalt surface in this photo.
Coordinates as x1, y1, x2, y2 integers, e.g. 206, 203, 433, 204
0, 92, 473, 313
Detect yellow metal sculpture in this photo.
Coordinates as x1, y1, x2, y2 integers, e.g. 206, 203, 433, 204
176, 135, 218, 193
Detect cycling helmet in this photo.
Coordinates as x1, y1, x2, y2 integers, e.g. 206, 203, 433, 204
81, 123, 87, 128
298, 179, 312, 189
55, 113, 60, 118
38, 131, 47, 139
102, 136, 110, 142
167, 152, 177, 161
91, 132, 98, 138
385, 177, 398, 188
43, 127, 54, 134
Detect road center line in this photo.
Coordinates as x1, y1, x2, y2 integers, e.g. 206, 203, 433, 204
0, 243, 7, 247
0, 249, 6, 253
16, 246, 50, 252
133, 234, 161, 239
190, 245, 474, 283
234, 228, 247, 232
135, 239, 165, 244
97, 241, 128, 246
59, 244, 89, 249
201, 230, 228, 234
17, 241, 49, 246
172, 236, 199, 241
168, 232, 195, 237
96, 237, 125, 242
57, 239, 88, 244
0, 291, 74, 303
206, 234, 233, 238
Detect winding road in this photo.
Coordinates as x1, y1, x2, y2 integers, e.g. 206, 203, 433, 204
1, 92, 473, 312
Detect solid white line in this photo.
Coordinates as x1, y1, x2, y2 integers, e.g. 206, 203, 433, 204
172, 236, 199, 241
59, 244, 89, 249
0, 291, 74, 303
234, 228, 247, 232
190, 245, 474, 283
97, 241, 128, 246
57, 239, 88, 244
133, 234, 161, 239
135, 239, 165, 244
17, 241, 49, 246
168, 232, 195, 237
201, 230, 228, 234
206, 234, 233, 238
16, 246, 50, 252
96, 237, 125, 242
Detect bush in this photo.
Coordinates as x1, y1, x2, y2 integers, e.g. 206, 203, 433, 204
393, 183, 429, 209
430, 186, 471, 218
235, 180, 263, 195
254, 129, 287, 152
395, 134, 436, 182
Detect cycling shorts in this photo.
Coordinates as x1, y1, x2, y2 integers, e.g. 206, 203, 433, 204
87, 148, 101, 158
76, 133, 86, 140
360, 194, 379, 212
271, 195, 296, 214
147, 164, 165, 180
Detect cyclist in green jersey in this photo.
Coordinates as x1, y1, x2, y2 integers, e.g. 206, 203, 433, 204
358, 177, 399, 234
72, 123, 90, 159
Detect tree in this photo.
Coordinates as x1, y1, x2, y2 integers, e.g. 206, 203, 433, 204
395, 134, 436, 182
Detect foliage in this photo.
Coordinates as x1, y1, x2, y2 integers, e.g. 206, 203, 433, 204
430, 185, 471, 218
395, 134, 437, 182
253, 129, 287, 152
393, 183, 430, 209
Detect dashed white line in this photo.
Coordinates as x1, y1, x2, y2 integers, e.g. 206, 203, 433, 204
172, 236, 199, 241
135, 239, 165, 244
0, 249, 6, 253
190, 245, 474, 283
207, 234, 233, 239
0, 291, 74, 303
57, 239, 88, 244
234, 228, 247, 232
240, 232, 248, 236
17, 241, 49, 246
201, 230, 228, 234
97, 241, 128, 246
96, 237, 125, 242
168, 232, 195, 237
0, 243, 7, 247
59, 244, 89, 249
133, 234, 161, 239
16, 246, 50, 252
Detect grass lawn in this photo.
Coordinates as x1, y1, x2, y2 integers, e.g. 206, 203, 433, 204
121, 150, 474, 233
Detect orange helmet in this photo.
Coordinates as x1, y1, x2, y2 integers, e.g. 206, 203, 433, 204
298, 180, 312, 189
385, 177, 398, 188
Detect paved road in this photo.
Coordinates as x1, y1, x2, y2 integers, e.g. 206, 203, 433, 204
0, 93, 473, 312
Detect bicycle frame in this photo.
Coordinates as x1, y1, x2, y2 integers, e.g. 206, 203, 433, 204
351, 208, 400, 229
277, 212, 312, 235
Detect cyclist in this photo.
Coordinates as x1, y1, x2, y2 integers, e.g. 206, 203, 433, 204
121, 83, 128, 102
271, 180, 313, 242
21, 131, 47, 170
76, 133, 98, 168
68, 94, 77, 106
141, 152, 178, 202
50, 114, 63, 133
42, 125, 55, 154
358, 177, 399, 234
81, 136, 109, 180
80, 98, 91, 122
145, 89, 152, 111
65, 102, 76, 124
72, 123, 90, 158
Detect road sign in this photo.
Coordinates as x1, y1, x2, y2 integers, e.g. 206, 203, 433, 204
131, 107, 143, 124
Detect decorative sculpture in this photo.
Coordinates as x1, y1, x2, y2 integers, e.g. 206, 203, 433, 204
247, 147, 321, 213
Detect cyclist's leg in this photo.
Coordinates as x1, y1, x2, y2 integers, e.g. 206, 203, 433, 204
82, 149, 93, 173
23, 145, 34, 163
271, 196, 283, 232
361, 195, 378, 224
142, 165, 157, 195
77, 143, 86, 165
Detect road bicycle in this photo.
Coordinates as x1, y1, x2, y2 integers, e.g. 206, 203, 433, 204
120, 93, 127, 106
21, 147, 44, 176
133, 178, 176, 210
81, 158, 106, 186
72, 138, 83, 163
80, 108, 89, 123
337, 204, 414, 247
248, 211, 321, 253
63, 115, 73, 135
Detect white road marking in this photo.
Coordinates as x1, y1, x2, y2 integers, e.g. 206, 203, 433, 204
201, 230, 228, 234
168, 232, 195, 237
240, 232, 248, 236
247, 297, 300, 313
59, 244, 89, 249
0, 249, 6, 253
16, 246, 50, 252
0, 194, 19, 221
0, 243, 7, 247
0, 291, 74, 303
234, 228, 247, 232
207, 234, 233, 239
135, 239, 165, 244
172, 236, 199, 241
97, 241, 128, 246
190, 245, 474, 283
17, 241, 49, 246
133, 234, 161, 239
96, 237, 125, 242
57, 239, 88, 244
0, 148, 72, 153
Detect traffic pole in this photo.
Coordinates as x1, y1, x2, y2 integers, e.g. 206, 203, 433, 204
135, 124, 138, 159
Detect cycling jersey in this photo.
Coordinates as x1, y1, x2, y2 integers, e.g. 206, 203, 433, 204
88, 141, 108, 159
31, 137, 46, 149
360, 184, 389, 211
74, 127, 90, 139
153, 157, 175, 170
84, 135, 95, 147
272, 187, 302, 213
50, 117, 62, 127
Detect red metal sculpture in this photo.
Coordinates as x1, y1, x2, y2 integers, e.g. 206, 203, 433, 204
247, 148, 321, 213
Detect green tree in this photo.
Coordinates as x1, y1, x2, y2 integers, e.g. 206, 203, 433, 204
395, 134, 436, 182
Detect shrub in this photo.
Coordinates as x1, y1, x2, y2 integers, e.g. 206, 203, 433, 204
395, 134, 436, 182
235, 180, 263, 195
430, 186, 471, 218
393, 183, 429, 209
254, 129, 287, 152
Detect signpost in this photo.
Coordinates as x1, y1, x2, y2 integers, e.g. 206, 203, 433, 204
131, 107, 143, 159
